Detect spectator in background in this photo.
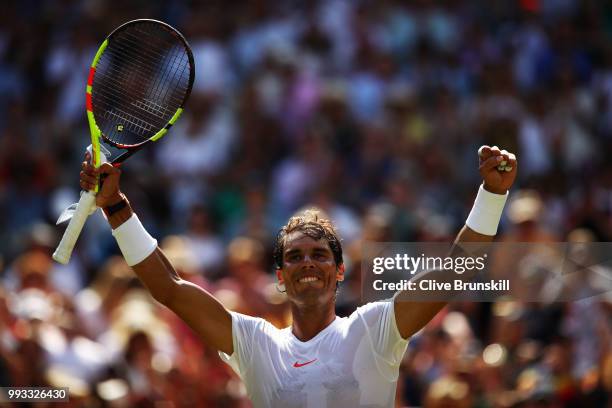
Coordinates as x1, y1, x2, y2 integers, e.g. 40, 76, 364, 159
0, 0, 610, 406
156, 91, 237, 216
501, 190, 558, 243
183, 205, 225, 277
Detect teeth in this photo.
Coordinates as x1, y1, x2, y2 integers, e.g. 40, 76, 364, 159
299, 276, 319, 283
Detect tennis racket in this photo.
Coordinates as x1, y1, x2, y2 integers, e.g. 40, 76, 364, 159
53, 19, 195, 264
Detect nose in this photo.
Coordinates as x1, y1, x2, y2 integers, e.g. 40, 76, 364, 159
301, 254, 315, 267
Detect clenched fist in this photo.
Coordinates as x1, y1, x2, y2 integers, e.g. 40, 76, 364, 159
478, 145, 517, 194
80, 152, 124, 208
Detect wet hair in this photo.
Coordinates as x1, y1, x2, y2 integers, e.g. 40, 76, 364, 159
273, 208, 343, 269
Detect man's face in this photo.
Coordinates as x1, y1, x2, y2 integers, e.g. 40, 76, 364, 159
276, 232, 344, 307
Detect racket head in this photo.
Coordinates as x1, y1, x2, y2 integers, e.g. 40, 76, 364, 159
86, 19, 195, 167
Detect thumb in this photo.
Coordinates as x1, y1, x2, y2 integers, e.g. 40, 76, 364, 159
97, 163, 121, 198
98, 162, 120, 176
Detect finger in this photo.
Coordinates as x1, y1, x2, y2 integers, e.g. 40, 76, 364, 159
500, 149, 510, 163
480, 155, 504, 172
478, 145, 492, 159
82, 162, 94, 175
82, 160, 96, 170
505, 152, 517, 172
79, 180, 96, 191
81, 161, 98, 176
79, 171, 98, 185
488, 146, 505, 170
98, 162, 120, 176
497, 149, 510, 169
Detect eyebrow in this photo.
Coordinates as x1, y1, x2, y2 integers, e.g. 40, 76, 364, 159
284, 247, 331, 256
284, 249, 302, 257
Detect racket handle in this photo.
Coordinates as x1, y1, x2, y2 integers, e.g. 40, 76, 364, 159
52, 191, 97, 264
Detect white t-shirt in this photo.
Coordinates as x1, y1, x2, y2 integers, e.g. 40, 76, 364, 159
220, 301, 409, 408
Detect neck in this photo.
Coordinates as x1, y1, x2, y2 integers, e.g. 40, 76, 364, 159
290, 301, 336, 342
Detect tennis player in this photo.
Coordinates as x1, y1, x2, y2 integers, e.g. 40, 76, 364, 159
79, 145, 517, 407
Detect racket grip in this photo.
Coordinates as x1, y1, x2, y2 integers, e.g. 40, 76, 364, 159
52, 191, 97, 264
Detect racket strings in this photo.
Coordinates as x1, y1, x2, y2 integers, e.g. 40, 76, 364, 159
103, 108, 154, 134
101, 39, 188, 126
94, 65, 186, 107
91, 21, 192, 147
93, 55, 186, 118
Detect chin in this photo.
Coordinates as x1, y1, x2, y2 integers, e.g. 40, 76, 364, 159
293, 289, 333, 306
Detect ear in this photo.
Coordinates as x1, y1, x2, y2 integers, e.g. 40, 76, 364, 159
276, 268, 284, 284
336, 263, 345, 282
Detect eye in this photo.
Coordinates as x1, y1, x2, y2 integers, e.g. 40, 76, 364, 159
314, 252, 329, 261
287, 253, 302, 262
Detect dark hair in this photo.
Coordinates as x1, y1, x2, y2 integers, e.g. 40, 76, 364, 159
273, 208, 343, 269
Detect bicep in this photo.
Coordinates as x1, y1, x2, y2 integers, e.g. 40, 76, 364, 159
165, 280, 234, 354
393, 297, 446, 339
393, 226, 494, 338
133, 248, 233, 354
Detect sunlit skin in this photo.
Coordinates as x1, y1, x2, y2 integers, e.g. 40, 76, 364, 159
80, 144, 517, 354
276, 232, 345, 341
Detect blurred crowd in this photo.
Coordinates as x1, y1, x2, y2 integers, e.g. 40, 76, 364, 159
1, 0, 612, 406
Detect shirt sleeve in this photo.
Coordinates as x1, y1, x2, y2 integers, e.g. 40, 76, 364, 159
218, 311, 266, 379
355, 300, 409, 380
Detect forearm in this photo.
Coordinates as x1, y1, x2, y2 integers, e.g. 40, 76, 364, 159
399, 226, 494, 298
394, 185, 509, 338
103, 192, 133, 229
132, 248, 181, 305
103, 194, 233, 353
104, 195, 179, 304
82, 160, 233, 352
454, 224, 495, 245
405, 187, 504, 291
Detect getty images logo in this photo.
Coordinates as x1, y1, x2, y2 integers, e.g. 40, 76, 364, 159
372, 253, 487, 275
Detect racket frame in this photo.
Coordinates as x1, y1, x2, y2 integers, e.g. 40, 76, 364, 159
53, 19, 194, 264
88, 19, 195, 167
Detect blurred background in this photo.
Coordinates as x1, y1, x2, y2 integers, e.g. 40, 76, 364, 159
1, 0, 611, 406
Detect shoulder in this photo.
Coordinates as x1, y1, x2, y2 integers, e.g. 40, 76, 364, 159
230, 311, 274, 328
352, 300, 395, 320
350, 300, 408, 359
229, 311, 286, 339
344, 301, 397, 331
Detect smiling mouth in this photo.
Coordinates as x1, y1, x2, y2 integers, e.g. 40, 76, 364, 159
298, 276, 321, 283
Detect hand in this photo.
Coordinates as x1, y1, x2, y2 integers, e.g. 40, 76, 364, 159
478, 145, 517, 194
80, 152, 123, 207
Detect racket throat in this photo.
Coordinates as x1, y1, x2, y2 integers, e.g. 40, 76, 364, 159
112, 149, 137, 165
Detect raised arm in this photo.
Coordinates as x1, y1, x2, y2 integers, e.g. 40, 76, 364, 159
394, 146, 518, 339
80, 157, 233, 354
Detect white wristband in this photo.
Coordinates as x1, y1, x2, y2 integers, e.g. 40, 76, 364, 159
466, 184, 509, 235
112, 214, 158, 266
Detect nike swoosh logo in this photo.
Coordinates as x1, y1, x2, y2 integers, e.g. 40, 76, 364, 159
293, 359, 317, 368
